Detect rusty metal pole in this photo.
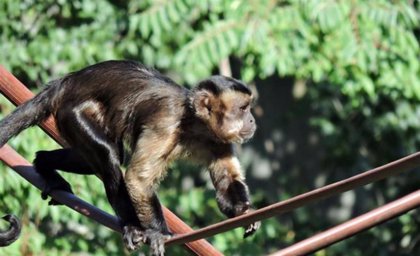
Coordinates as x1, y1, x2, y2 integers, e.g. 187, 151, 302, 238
270, 189, 420, 256
0, 66, 64, 145
0, 145, 122, 232
166, 151, 420, 245
0, 65, 223, 256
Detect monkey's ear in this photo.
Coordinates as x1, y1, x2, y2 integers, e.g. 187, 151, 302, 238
192, 89, 214, 120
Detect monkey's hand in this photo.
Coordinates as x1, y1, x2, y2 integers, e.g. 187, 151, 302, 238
242, 209, 261, 238
218, 197, 261, 238
215, 181, 261, 238
123, 226, 172, 256
229, 200, 261, 238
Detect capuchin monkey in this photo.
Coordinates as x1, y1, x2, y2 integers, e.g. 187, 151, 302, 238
0, 60, 259, 255
0, 215, 21, 247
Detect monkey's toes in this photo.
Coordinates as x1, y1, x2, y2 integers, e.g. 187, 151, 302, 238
123, 225, 146, 251
143, 229, 172, 256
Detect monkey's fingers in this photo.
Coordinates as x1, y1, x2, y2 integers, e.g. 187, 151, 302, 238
149, 237, 165, 256
243, 221, 261, 238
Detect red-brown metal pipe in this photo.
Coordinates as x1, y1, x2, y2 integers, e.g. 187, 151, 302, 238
0, 65, 222, 256
270, 189, 420, 256
0, 67, 64, 145
0, 144, 122, 232
166, 151, 420, 245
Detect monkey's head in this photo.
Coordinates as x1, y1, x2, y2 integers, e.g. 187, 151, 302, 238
191, 76, 256, 144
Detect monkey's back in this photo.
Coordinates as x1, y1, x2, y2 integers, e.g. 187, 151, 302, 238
52, 60, 188, 143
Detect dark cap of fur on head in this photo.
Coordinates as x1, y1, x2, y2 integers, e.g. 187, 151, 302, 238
194, 76, 252, 96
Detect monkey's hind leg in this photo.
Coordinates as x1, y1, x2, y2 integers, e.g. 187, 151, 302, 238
33, 149, 89, 205
34, 148, 96, 205
56, 107, 143, 251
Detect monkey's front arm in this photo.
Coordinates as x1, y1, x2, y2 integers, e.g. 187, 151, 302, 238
208, 153, 261, 237
124, 128, 178, 255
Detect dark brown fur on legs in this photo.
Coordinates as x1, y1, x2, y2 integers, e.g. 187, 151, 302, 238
0, 60, 259, 255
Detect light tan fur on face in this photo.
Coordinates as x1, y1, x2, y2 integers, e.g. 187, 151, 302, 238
213, 90, 252, 143
220, 90, 252, 108
224, 118, 244, 143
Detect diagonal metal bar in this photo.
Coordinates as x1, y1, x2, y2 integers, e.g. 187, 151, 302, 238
270, 189, 420, 256
0, 65, 222, 256
0, 144, 122, 232
166, 151, 420, 245
0, 66, 64, 145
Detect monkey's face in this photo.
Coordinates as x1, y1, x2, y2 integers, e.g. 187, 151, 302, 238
192, 76, 256, 144
216, 90, 256, 143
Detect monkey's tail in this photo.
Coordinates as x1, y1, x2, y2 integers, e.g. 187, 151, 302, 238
0, 214, 22, 247
0, 80, 61, 147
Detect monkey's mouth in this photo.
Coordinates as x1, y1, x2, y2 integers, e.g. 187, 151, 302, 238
239, 127, 256, 142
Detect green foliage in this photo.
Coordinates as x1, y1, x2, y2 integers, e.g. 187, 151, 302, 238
1, 0, 420, 255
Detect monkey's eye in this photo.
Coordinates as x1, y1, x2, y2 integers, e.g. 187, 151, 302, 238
240, 104, 249, 112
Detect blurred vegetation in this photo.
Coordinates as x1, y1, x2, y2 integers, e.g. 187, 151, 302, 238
1, 0, 420, 255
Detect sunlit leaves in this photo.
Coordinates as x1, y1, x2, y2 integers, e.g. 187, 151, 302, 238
127, 0, 420, 106
175, 19, 242, 82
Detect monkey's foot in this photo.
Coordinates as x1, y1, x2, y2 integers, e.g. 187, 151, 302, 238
41, 179, 74, 206
123, 226, 172, 255
144, 229, 172, 256
123, 225, 145, 251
